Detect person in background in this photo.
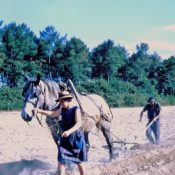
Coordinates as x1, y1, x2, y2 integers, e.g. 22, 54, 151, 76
139, 97, 161, 145
33, 90, 87, 175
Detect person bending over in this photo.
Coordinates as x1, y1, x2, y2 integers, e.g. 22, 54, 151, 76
140, 97, 161, 145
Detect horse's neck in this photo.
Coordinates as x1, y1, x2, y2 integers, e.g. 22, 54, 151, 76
40, 80, 60, 110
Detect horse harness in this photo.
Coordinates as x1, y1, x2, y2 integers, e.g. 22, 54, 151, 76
84, 94, 113, 122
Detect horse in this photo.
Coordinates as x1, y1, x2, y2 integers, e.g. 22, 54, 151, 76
21, 76, 114, 160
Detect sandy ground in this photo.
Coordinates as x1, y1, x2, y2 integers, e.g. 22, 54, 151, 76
0, 106, 175, 175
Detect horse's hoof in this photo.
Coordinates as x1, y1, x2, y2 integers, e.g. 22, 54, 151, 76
109, 152, 120, 161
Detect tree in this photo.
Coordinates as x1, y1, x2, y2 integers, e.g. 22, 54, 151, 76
91, 40, 127, 81
0, 20, 5, 71
118, 43, 161, 87
155, 56, 175, 95
2, 22, 38, 86
58, 37, 90, 83
38, 26, 67, 79
0, 20, 4, 50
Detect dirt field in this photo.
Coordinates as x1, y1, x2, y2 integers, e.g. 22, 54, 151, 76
0, 106, 175, 175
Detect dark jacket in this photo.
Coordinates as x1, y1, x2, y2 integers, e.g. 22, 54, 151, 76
143, 102, 161, 122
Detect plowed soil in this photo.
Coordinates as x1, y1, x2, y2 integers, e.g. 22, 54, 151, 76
0, 106, 174, 175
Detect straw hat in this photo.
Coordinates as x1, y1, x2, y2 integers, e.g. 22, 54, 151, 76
56, 90, 73, 102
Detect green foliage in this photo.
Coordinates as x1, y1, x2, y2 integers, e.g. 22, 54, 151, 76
0, 86, 23, 110
118, 43, 161, 86
77, 79, 111, 96
155, 56, 175, 95
0, 52, 6, 69
76, 77, 175, 107
58, 37, 91, 83
77, 79, 146, 107
91, 40, 127, 81
0, 21, 175, 109
1, 22, 38, 86
38, 26, 67, 79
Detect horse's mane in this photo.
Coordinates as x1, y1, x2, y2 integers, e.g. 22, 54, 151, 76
41, 79, 60, 96
39, 79, 60, 110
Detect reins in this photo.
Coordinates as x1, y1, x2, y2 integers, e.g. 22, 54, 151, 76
67, 79, 108, 123
35, 113, 44, 127
85, 94, 114, 122
90, 129, 139, 147
66, 80, 138, 146
32, 83, 45, 128
32, 81, 61, 129
25, 79, 139, 149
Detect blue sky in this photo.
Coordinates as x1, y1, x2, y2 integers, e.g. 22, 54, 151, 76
1, 0, 175, 59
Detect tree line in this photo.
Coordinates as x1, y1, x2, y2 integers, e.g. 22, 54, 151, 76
0, 20, 175, 109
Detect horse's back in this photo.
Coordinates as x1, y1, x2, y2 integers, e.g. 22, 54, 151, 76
87, 94, 113, 122
70, 93, 113, 122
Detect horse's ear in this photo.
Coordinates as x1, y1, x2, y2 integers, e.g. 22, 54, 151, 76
59, 82, 68, 91
35, 74, 41, 85
22, 74, 30, 82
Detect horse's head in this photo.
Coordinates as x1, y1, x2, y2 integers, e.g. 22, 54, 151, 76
21, 75, 60, 122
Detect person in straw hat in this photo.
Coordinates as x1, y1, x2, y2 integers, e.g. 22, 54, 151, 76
33, 90, 87, 175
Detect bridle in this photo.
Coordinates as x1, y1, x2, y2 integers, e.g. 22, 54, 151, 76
24, 80, 63, 128
23, 81, 45, 127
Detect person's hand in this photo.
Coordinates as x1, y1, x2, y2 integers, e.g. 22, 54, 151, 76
139, 113, 143, 122
139, 115, 142, 122
62, 131, 70, 137
32, 108, 38, 116
153, 116, 158, 121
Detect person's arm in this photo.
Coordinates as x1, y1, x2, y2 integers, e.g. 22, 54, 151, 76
62, 108, 82, 137
33, 106, 62, 118
139, 105, 147, 122
139, 110, 144, 122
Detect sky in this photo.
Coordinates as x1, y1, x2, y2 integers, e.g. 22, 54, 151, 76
1, 0, 175, 59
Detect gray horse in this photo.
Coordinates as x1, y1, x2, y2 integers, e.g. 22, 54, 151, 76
21, 76, 114, 160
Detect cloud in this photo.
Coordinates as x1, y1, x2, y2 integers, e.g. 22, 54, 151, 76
125, 40, 175, 59
160, 24, 175, 32
147, 40, 175, 58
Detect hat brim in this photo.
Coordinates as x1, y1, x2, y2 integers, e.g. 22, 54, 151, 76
56, 95, 73, 102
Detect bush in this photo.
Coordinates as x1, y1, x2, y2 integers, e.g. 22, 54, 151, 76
77, 78, 175, 107
1, 78, 175, 110
0, 86, 23, 110
77, 79, 113, 96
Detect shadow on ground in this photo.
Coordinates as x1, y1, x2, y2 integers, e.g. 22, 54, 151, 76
0, 159, 56, 175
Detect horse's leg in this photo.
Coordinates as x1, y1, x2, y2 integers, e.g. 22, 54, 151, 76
52, 133, 61, 146
84, 131, 90, 153
98, 119, 114, 160
46, 118, 61, 147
